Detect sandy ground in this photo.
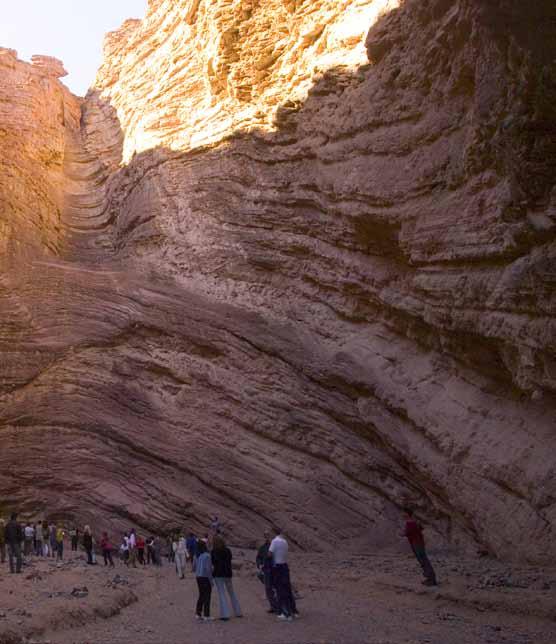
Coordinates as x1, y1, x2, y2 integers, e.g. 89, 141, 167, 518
1, 547, 555, 644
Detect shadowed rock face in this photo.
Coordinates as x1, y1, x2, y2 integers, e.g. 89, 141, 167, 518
1, 0, 555, 560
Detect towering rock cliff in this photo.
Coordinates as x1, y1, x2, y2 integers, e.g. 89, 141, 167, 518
1, 0, 555, 560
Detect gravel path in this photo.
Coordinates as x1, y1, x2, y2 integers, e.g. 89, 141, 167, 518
42, 550, 556, 644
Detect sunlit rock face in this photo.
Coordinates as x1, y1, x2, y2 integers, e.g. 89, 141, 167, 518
0, 49, 79, 268
1, 0, 555, 560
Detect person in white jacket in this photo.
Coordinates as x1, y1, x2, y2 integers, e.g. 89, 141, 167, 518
174, 533, 187, 579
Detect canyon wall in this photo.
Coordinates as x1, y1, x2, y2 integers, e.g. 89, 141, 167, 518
1, 0, 555, 560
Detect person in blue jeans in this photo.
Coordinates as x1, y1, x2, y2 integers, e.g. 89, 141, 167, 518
268, 528, 298, 621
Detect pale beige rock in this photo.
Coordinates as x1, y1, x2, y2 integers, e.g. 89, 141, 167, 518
0, 0, 555, 562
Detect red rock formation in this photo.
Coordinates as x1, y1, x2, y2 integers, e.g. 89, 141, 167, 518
1, 0, 555, 560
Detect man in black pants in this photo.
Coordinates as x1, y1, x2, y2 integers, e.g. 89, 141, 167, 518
402, 508, 437, 586
268, 528, 298, 621
5, 513, 23, 574
256, 531, 279, 613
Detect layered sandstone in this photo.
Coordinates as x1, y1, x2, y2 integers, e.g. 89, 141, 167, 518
1, 0, 555, 561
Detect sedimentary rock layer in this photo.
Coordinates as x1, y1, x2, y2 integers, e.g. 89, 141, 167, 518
1, 0, 555, 560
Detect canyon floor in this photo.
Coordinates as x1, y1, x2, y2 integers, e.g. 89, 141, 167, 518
1, 548, 555, 644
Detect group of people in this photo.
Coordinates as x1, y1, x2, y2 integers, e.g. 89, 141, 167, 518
181, 524, 298, 622
1, 508, 437, 624
114, 530, 171, 567
0, 514, 77, 572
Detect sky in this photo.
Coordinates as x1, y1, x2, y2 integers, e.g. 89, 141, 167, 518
0, 0, 148, 95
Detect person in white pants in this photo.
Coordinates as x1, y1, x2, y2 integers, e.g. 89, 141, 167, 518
211, 536, 242, 620
174, 533, 187, 579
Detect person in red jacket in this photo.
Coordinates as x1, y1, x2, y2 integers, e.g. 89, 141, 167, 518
402, 508, 437, 586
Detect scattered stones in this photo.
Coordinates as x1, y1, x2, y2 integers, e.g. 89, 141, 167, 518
70, 587, 89, 599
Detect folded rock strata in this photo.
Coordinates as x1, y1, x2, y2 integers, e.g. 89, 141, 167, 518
1, 0, 555, 560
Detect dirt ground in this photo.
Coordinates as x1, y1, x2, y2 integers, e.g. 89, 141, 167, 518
1, 547, 555, 644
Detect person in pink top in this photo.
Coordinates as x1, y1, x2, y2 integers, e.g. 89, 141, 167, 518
402, 508, 437, 586
100, 532, 115, 567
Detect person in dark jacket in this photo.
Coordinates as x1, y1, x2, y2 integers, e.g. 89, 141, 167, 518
402, 508, 437, 586
256, 531, 279, 613
5, 513, 23, 573
211, 536, 242, 620
83, 525, 94, 565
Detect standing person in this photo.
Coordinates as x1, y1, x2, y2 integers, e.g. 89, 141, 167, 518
49, 523, 57, 558
70, 527, 79, 552
128, 529, 138, 568
195, 540, 213, 621
269, 528, 298, 621
212, 536, 242, 621
153, 535, 163, 566
136, 534, 146, 565
210, 516, 221, 535
83, 526, 94, 565
186, 533, 198, 572
0, 518, 6, 564
100, 532, 115, 567
56, 524, 65, 561
120, 535, 130, 565
5, 513, 23, 574
174, 533, 187, 579
166, 535, 175, 563
42, 521, 50, 557
402, 508, 438, 586
35, 521, 44, 557
257, 531, 279, 614
23, 523, 34, 557
146, 536, 154, 565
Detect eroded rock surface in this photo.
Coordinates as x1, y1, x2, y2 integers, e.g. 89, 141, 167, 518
1, 0, 555, 560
